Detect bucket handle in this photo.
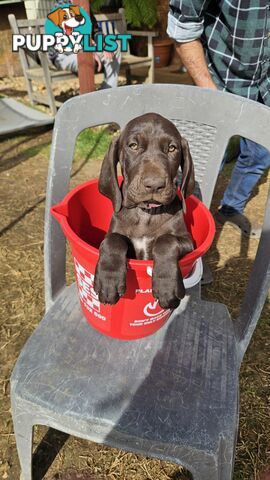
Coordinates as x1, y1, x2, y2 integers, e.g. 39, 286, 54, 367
146, 257, 203, 289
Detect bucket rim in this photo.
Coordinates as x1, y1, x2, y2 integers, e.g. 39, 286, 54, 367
51, 178, 215, 270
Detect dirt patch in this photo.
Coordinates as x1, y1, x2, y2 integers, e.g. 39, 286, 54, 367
50, 472, 108, 480
0, 126, 269, 480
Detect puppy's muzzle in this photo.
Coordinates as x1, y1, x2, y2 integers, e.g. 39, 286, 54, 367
143, 175, 166, 194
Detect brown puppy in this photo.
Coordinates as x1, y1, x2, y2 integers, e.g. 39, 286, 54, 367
94, 113, 195, 309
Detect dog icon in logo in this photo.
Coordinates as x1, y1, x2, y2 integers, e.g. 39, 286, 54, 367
47, 4, 86, 53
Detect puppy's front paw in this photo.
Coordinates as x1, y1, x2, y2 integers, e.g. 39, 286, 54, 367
94, 267, 126, 305
152, 269, 185, 309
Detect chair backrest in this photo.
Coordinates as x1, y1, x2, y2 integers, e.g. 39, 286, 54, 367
8, 15, 47, 68
95, 9, 130, 55
95, 9, 127, 36
44, 84, 270, 360
95, 8, 127, 35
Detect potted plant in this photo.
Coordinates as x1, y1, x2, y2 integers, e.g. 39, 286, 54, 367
153, 36, 174, 68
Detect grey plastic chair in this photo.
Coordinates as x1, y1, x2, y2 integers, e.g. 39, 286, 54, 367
11, 84, 270, 480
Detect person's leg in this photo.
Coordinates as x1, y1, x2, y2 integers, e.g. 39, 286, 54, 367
100, 48, 121, 89
220, 138, 270, 214
53, 53, 78, 74
216, 138, 270, 237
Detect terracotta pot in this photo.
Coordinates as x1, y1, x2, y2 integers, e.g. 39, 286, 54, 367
153, 38, 174, 68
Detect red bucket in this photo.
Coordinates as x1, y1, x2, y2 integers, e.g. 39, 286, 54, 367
51, 179, 215, 340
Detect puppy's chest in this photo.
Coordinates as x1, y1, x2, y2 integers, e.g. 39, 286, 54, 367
129, 213, 170, 260
112, 208, 184, 260
132, 236, 153, 260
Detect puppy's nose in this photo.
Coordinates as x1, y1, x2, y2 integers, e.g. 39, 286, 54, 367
143, 176, 166, 193
75, 14, 83, 21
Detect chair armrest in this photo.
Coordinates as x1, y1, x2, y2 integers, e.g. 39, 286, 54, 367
234, 187, 270, 361
127, 30, 158, 38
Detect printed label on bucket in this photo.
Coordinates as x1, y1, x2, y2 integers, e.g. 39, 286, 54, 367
129, 299, 169, 327
74, 258, 106, 322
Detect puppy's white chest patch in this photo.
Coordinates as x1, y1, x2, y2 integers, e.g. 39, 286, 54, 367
132, 237, 151, 260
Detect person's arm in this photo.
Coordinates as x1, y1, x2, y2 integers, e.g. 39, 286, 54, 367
176, 39, 217, 89
90, 9, 115, 62
167, 0, 217, 89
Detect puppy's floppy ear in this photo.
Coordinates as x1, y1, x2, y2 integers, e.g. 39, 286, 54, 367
180, 136, 195, 203
47, 8, 61, 26
99, 136, 122, 213
70, 5, 82, 16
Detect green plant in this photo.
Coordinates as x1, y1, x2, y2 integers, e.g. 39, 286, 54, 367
91, 0, 157, 29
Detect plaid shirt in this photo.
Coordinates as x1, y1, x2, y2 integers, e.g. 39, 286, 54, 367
167, 0, 270, 106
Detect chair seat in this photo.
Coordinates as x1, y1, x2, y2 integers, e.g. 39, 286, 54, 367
12, 283, 238, 464
121, 54, 152, 67
26, 67, 76, 82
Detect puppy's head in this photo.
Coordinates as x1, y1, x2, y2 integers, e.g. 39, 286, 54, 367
47, 5, 85, 32
98, 113, 195, 213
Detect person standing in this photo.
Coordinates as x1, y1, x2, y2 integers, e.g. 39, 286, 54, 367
167, 0, 270, 237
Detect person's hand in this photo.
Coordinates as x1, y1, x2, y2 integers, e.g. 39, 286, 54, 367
102, 51, 115, 63
94, 53, 102, 72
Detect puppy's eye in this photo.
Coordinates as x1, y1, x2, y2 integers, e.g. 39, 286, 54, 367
168, 144, 177, 152
63, 14, 68, 19
129, 142, 138, 151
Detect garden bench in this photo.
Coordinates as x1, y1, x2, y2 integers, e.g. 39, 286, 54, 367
8, 9, 156, 116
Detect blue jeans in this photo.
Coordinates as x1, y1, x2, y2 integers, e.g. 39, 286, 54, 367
221, 138, 270, 214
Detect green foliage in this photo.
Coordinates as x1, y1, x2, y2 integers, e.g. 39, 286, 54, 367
123, 0, 157, 28
90, 0, 157, 28
91, 0, 115, 12
74, 126, 114, 162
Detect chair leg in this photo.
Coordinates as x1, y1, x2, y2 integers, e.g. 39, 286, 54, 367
25, 76, 35, 105
43, 77, 57, 116
13, 413, 33, 480
125, 65, 132, 85
146, 37, 154, 84
192, 462, 219, 480
39, 53, 57, 116
192, 450, 235, 480
145, 63, 154, 84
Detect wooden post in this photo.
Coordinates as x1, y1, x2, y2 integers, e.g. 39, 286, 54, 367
77, 0, 95, 94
